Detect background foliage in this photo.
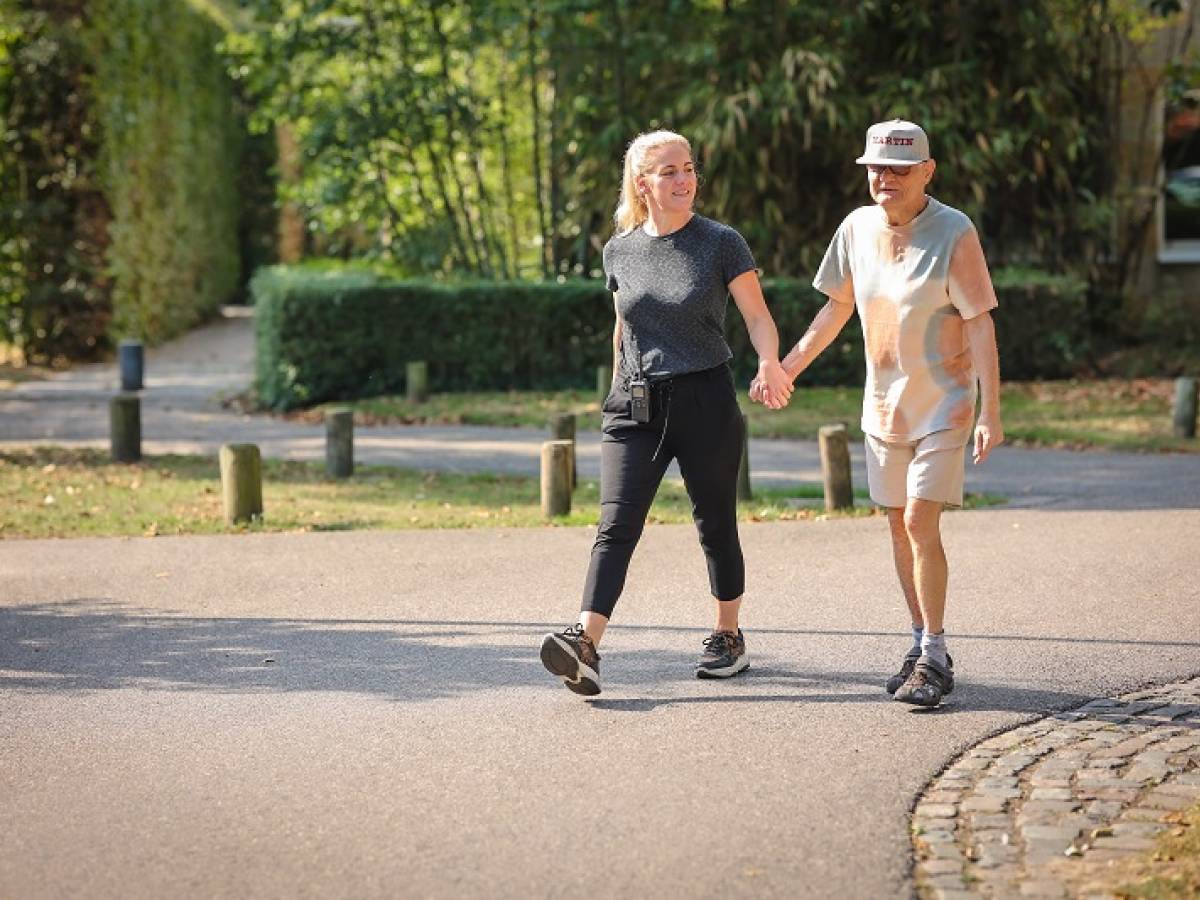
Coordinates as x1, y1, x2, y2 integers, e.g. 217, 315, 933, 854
0, 0, 247, 360
0, 1, 110, 362
0, 0, 1193, 371
225, 0, 1120, 282
90, 0, 242, 343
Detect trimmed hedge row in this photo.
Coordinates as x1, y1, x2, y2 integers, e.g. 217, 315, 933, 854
253, 266, 1088, 410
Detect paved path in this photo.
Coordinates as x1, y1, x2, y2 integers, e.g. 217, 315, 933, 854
3, 308, 1199, 512
2, 310, 1199, 899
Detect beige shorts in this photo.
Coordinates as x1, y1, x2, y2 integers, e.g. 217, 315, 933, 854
864, 426, 972, 509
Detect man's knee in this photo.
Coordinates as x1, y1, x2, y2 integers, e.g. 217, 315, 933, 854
902, 500, 942, 546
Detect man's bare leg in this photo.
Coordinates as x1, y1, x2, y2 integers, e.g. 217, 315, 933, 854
887, 507, 923, 630
903, 498, 947, 637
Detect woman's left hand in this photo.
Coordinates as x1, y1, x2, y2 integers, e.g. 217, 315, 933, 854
755, 359, 793, 410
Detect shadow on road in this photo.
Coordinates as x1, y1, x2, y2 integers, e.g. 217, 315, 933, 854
5, 599, 1180, 717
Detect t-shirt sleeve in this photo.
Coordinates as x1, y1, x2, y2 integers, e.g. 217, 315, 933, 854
602, 240, 618, 292
812, 220, 855, 305
720, 227, 757, 286
948, 226, 998, 319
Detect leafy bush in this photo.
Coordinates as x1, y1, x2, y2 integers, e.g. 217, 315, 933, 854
254, 265, 1088, 410
0, 4, 111, 362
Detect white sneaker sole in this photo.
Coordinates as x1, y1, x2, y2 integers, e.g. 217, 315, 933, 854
695, 654, 750, 679
540, 633, 601, 696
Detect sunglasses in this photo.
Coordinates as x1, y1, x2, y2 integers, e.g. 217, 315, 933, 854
866, 163, 921, 176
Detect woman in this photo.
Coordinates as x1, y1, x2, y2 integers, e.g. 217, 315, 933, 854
539, 130, 793, 696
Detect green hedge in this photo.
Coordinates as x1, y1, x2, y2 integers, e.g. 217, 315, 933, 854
253, 266, 1089, 410
90, 0, 241, 344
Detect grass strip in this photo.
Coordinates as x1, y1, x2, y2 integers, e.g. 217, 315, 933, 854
0, 447, 1002, 540
271, 378, 1197, 454
1107, 802, 1200, 899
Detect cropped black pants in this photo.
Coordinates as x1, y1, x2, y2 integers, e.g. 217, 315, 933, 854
581, 363, 746, 618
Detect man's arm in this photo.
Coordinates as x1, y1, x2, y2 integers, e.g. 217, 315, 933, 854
749, 296, 854, 404
964, 310, 1003, 464
779, 296, 856, 381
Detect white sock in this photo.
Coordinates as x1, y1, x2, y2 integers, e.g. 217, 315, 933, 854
920, 631, 948, 668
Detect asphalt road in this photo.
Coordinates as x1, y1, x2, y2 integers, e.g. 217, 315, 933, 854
3, 507, 1199, 898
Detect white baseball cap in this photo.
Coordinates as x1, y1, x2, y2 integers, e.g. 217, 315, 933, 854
855, 119, 930, 166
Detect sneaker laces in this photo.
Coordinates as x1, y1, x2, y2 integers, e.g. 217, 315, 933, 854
561, 622, 598, 660
702, 631, 732, 655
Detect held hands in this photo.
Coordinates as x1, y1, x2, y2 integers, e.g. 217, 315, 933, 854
748, 359, 794, 410
973, 412, 1004, 465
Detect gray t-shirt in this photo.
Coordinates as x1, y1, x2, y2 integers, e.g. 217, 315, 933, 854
602, 214, 756, 380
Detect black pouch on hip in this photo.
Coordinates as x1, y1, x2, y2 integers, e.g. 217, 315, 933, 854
621, 325, 655, 422
629, 378, 653, 423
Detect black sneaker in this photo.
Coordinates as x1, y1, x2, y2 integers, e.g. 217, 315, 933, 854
893, 655, 955, 707
695, 629, 749, 679
540, 623, 601, 696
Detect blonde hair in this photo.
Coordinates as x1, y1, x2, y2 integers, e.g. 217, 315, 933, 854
614, 130, 693, 235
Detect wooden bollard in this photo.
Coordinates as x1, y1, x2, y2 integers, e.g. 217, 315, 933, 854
109, 393, 141, 463
219, 443, 263, 524
737, 413, 752, 501
818, 424, 853, 512
551, 413, 576, 490
596, 364, 612, 403
540, 440, 573, 517
1173, 376, 1197, 438
325, 407, 354, 478
407, 361, 429, 403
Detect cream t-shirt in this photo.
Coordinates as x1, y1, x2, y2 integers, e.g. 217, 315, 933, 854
813, 196, 998, 442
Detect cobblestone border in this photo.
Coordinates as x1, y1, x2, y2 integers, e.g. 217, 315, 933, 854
912, 676, 1200, 899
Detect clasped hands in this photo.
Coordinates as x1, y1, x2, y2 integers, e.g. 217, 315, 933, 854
748, 359, 794, 410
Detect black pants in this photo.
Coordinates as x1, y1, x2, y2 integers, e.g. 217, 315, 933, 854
581, 363, 746, 618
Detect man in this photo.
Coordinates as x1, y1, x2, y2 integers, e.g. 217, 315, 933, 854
752, 119, 1003, 707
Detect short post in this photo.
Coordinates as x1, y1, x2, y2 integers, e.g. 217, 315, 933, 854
407, 361, 429, 403
219, 443, 263, 525
550, 412, 576, 490
596, 364, 612, 403
325, 407, 354, 478
118, 339, 144, 391
540, 440, 573, 517
109, 393, 141, 463
1173, 376, 1197, 438
818, 424, 853, 512
737, 413, 752, 501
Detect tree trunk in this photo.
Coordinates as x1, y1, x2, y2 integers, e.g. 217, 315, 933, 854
527, 8, 551, 278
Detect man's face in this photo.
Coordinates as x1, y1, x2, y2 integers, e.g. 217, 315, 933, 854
866, 160, 935, 213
